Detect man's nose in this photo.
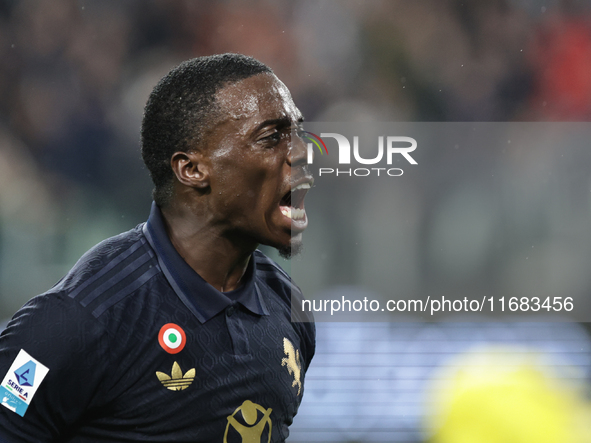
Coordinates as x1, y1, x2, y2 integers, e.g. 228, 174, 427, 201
287, 131, 307, 167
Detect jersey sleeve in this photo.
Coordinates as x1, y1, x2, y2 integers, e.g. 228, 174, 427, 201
0, 290, 109, 442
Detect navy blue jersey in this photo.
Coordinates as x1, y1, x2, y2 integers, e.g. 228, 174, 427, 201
0, 203, 315, 442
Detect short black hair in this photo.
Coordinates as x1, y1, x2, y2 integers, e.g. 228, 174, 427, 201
141, 53, 273, 206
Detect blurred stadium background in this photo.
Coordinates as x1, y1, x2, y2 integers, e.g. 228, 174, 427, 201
2, 0, 591, 441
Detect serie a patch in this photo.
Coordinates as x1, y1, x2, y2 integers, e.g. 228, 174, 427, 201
0, 349, 49, 417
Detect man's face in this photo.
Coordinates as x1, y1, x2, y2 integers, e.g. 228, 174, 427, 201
202, 73, 313, 255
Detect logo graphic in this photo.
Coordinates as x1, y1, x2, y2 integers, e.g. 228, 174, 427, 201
155, 361, 195, 391
281, 338, 302, 395
304, 130, 418, 177
301, 131, 328, 155
1, 396, 17, 412
224, 400, 272, 443
0, 349, 49, 417
158, 323, 186, 354
14, 360, 36, 387
311, 133, 417, 165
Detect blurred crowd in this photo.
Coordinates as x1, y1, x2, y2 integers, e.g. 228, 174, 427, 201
2, 0, 591, 441
2, 0, 591, 193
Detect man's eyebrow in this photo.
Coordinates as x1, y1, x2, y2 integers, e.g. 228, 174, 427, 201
254, 116, 304, 132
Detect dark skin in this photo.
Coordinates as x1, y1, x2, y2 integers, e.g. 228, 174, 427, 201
160, 73, 312, 292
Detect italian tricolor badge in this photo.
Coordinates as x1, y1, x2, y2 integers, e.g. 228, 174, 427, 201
158, 323, 186, 354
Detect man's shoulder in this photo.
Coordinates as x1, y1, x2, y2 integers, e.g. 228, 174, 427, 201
53, 223, 161, 319
253, 250, 313, 323
69, 224, 147, 274
252, 250, 301, 295
253, 250, 290, 278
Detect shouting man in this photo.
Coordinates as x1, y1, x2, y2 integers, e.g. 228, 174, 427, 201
0, 54, 315, 442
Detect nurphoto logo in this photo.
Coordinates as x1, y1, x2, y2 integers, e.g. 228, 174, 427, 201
303, 131, 418, 177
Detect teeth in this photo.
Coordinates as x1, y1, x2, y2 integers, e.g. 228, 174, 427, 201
281, 182, 310, 222
292, 182, 311, 191
292, 208, 305, 220
280, 207, 306, 220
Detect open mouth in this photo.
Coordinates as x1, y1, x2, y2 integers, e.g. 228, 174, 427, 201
279, 182, 311, 221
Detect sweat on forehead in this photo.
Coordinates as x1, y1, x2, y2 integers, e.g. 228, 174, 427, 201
213, 73, 299, 124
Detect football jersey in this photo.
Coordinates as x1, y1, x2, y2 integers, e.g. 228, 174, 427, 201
0, 203, 315, 442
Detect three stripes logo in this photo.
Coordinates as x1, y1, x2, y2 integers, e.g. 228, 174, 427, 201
156, 362, 195, 391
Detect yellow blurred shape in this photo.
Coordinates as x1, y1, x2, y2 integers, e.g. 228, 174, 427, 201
425, 347, 591, 443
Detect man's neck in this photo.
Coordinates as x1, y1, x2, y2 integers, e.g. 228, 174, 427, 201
160, 204, 256, 292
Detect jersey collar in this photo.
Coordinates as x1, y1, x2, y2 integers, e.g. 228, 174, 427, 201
143, 202, 269, 323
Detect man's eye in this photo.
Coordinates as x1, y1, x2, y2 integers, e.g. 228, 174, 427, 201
260, 132, 281, 144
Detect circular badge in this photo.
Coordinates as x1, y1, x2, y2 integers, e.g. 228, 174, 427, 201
158, 323, 186, 354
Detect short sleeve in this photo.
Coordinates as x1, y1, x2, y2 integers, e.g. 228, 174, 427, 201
0, 291, 109, 442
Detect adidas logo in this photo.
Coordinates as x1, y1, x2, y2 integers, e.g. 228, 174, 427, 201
156, 362, 195, 391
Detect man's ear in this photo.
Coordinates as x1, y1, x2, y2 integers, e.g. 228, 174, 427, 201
170, 151, 210, 189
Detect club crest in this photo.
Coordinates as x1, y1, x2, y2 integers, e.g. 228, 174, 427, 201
281, 338, 302, 395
